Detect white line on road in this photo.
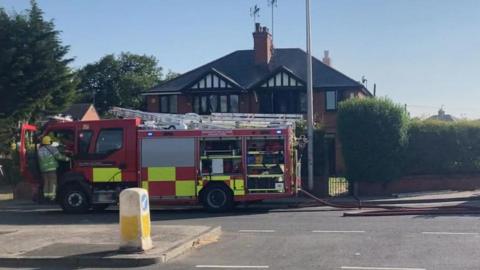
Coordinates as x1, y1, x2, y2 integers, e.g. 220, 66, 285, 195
238, 230, 276, 233
422, 231, 479, 235
341, 266, 426, 270
196, 265, 269, 269
313, 230, 366, 233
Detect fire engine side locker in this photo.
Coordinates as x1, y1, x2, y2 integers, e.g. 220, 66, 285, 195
139, 133, 198, 202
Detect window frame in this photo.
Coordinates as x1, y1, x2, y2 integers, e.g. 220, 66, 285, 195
325, 90, 338, 111
192, 94, 240, 114
299, 92, 307, 113
94, 128, 124, 155
159, 95, 178, 113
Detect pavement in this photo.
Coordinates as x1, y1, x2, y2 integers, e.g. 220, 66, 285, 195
0, 223, 221, 268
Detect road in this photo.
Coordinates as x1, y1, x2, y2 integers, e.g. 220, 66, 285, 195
1, 202, 480, 270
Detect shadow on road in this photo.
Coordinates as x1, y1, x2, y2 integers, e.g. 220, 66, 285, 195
0, 201, 344, 226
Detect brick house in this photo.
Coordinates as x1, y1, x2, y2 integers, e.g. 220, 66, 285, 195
145, 23, 372, 174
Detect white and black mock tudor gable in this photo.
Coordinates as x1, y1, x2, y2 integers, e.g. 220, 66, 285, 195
259, 67, 304, 88
187, 69, 242, 91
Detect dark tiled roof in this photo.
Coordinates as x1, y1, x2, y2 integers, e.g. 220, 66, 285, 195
63, 103, 92, 120
148, 48, 369, 94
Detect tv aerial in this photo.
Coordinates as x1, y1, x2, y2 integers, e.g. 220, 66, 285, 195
250, 4, 260, 24
268, 0, 278, 41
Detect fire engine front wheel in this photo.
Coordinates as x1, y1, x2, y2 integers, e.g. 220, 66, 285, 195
201, 184, 234, 212
60, 185, 91, 214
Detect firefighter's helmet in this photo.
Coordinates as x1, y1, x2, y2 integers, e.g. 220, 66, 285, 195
41, 136, 52, 145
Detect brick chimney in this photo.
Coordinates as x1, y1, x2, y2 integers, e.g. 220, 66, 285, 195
253, 23, 273, 65
322, 50, 331, 66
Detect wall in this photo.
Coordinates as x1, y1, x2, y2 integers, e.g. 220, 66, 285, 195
177, 95, 192, 113
146, 96, 159, 112
357, 174, 480, 196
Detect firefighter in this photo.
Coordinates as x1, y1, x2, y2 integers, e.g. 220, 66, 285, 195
37, 136, 70, 201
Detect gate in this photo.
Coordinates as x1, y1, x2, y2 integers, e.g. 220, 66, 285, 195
328, 177, 349, 197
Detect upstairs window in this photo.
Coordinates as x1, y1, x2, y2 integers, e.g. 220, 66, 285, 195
325, 91, 337, 111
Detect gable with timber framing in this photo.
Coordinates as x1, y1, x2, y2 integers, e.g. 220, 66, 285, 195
187, 69, 241, 90
259, 67, 304, 88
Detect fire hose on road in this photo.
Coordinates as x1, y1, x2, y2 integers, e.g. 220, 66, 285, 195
297, 189, 480, 217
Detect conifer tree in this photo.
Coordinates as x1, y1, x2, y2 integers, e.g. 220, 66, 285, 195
0, 1, 77, 151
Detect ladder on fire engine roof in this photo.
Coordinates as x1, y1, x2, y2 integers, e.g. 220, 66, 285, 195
109, 107, 304, 130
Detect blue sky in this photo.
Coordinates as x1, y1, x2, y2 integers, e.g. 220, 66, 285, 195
1, 0, 480, 118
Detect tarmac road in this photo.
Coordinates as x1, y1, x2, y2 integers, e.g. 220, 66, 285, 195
1, 201, 480, 270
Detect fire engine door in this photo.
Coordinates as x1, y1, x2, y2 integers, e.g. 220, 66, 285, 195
18, 124, 40, 186
76, 127, 131, 183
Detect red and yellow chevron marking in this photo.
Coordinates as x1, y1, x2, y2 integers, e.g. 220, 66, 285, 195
141, 167, 246, 197
141, 167, 196, 197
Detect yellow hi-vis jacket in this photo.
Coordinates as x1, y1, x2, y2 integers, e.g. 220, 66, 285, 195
37, 145, 69, 173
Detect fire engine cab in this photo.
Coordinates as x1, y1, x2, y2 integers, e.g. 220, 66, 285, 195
18, 109, 303, 213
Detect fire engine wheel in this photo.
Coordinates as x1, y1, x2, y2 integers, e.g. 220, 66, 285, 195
60, 185, 91, 214
202, 185, 234, 212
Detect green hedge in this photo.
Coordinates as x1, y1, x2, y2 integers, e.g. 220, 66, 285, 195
337, 98, 409, 182
406, 120, 480, 175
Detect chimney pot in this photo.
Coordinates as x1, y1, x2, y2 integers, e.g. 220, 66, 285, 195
322, 50, 332, 66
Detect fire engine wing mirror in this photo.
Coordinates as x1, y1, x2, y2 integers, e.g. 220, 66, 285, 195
118, 163, 127, 170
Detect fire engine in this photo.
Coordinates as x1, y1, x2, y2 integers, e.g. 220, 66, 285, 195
18, 108, 304, 213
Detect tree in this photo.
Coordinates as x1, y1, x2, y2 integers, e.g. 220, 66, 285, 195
77, 53, 163, 113
0, 1, 77, 151
337, 98, 409, 182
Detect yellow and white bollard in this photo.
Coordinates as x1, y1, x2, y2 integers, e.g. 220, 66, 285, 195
119, 188, 153, 251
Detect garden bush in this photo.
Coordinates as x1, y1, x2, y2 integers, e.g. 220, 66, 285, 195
337, 98, 408, 182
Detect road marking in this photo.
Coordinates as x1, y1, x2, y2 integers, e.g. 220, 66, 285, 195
422, 231, 479, 236
341, 267, 426, 270
313, 230, 365, 233
238, 230, 275, 233
196, 265, 269, 269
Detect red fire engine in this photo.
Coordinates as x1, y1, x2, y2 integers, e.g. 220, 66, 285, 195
18, 111, 303, 213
